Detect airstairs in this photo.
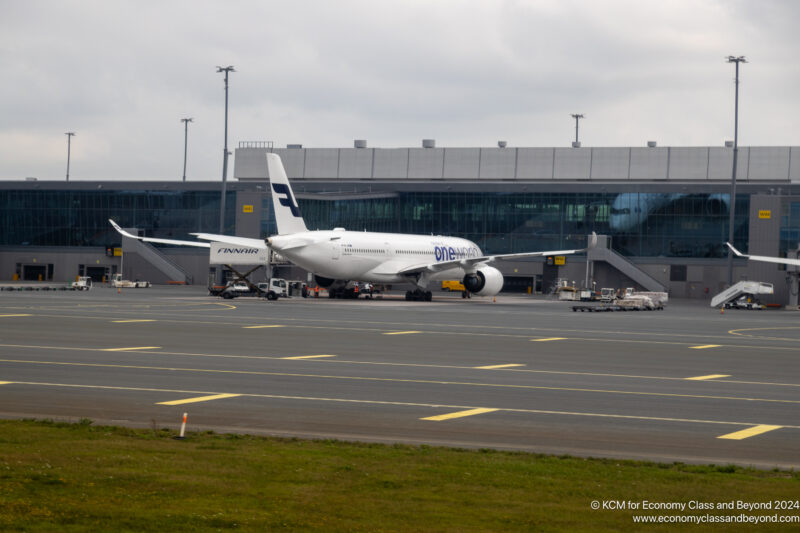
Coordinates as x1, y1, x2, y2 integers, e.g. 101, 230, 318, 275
121, 229, 193, 284
588, 235, 666, 292
710, 281, 773, 308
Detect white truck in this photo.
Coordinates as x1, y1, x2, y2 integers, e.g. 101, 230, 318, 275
217, 278, 288, 300
257, 279, 288, 300
111, 273, 151, 288
73, 276, 93, 291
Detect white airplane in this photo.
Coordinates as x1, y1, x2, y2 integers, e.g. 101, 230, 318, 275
726, 242, 800, 267
111, 153, 594, 301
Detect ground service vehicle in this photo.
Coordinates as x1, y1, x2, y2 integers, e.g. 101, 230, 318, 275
256, 279, 289, 300
73, 276, 93, 291
111, 273, 151, 288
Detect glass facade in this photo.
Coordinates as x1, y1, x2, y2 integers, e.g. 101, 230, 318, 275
0, 190, 235, 246
780, 199, 800, 257
0, 187, 749, 259
296, 191, 749, 258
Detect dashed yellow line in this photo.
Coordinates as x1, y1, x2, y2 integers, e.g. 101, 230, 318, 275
157, 393, 241, 406
102, 346, 161, 352
421, 408, 498, 421
383, 331, 421, 335
0, 381, 11, 385
3, 359, 799, 405
7, 380, 800, 431
111, 319, 155, 323
531, 337, 566, 342
690, 345, 721, 350
717, 425, 782, 440
686, 374, 731, 381
475, 364, 525, 370
282, 355, 337, 360
0, 314, 32, 318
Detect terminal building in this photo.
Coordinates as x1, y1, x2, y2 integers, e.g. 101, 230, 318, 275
2, 141, 800, 303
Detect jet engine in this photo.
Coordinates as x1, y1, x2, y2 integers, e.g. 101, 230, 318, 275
462, 266, 504, 296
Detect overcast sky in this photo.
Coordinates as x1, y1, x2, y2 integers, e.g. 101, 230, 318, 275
1, 0, 798, 180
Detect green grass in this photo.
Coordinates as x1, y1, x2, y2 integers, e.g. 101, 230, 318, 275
0, 419, 797, 531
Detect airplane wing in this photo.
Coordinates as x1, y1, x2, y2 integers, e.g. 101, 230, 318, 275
726, 242, 800, 267
399, 236, 595, 276
109, 219, 210, 248
190, 233, 268, 249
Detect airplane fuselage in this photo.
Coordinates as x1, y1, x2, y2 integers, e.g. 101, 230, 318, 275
269, 230, 482, 284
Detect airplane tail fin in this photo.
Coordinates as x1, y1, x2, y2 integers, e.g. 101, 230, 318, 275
267, 153, 308, 235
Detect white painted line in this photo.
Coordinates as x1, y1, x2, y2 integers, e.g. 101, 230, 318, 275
243, 325, 285, 329
531, 337, 567, 342
111, 319, 155, 323
475, 364, 525, 370
0, 314, 32, 318
383, 331, 422, 335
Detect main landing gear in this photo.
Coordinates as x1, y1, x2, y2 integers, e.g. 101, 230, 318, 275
405, 289, 433, 302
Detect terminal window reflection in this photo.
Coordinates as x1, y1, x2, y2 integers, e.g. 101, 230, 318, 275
0, 190, 235, 247
297, 191, 747, 258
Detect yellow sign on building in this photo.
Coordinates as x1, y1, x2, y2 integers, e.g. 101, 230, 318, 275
554, 256, 566, 266
758, 210, 771, 219
242, 205, 254, 213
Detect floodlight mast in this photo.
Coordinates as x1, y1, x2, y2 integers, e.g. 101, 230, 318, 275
65, 132, 75, 181
181, 118, 193, 182
726, 56, 746, 286
570, 114, 584, 145
216, 65, 235, 233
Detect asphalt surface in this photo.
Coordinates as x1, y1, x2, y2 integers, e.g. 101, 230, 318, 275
0, 286, 798, 468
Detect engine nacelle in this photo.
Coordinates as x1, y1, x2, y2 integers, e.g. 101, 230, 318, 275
462, 266, 504, 296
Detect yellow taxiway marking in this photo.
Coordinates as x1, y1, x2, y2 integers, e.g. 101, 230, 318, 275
475, 364, 526, 370
8, 379, 800, 431
531, 337, 566, 342
1, 344, 800, 388
717, 425, 782, 440
0, 314, 32, 318
282, 355, 337, 360
686, 374, 731, 381
243, 325, 285, 329
421, 408, 499, 421
102, 346, 161, 352
111, 319, 155, 323
690, 345, 721, 350
157, 393, 241, 406
6, 358, 799, 405
383, 331, 421, 335
0, 381, 11, 385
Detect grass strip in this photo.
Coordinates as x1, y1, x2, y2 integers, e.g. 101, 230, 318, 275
0, 419, 797, 531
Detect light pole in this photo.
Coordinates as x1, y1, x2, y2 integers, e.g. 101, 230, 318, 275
726, 56, 746, 286
65, 132, 75, 181
181, 118, 193, 182
570, 114, 584, 147
216, 65, 235, 233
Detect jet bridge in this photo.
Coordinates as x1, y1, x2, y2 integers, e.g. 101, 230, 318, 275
710, 281, 774, 308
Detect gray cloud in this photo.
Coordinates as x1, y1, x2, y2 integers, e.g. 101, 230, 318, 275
1, 0, 797, 180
